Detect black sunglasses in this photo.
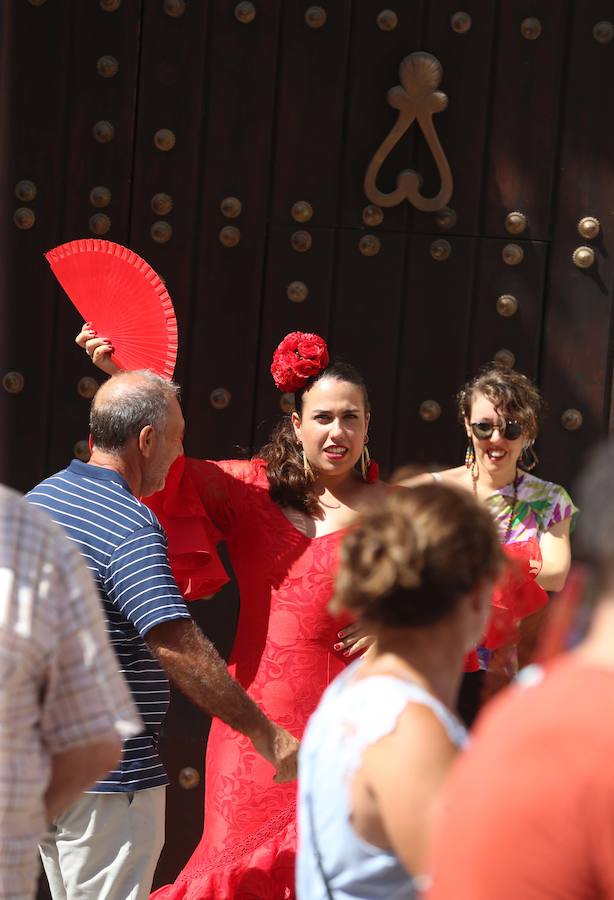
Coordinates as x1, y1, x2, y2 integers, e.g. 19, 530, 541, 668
470, 419, 523, 441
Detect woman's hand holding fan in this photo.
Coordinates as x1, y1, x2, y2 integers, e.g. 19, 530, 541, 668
75, 323, 121, 376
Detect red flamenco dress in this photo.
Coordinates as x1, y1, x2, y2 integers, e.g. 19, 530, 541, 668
147, 455, 355, 900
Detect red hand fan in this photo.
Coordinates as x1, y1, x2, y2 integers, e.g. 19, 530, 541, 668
45, 238, 178, 380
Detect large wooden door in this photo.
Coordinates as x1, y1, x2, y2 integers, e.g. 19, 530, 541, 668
2, 0, 613, 890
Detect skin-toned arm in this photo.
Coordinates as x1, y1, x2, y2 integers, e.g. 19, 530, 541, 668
146, 619, 298, 782
358, 702, 459, 877
535, 518, 572, 592
45, 737, 122, 821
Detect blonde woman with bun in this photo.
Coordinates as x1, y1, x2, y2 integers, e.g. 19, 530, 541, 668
297, 483, 504, 900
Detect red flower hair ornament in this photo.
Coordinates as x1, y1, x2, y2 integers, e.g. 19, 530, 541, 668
270, 331, 330, 393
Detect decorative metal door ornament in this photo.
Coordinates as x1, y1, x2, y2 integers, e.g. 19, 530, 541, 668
364, 52, 453, 212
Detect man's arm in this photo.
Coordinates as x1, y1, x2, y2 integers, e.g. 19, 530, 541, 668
45, 738, 122, 821
146, 619, 298, 782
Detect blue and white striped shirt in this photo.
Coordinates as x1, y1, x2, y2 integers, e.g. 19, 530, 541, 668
27, 460, 191, 792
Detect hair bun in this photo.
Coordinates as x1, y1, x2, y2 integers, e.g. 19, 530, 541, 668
270, 331, 329, 393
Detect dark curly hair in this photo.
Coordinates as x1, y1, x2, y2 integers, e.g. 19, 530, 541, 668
258, 361, 370, 515
457, 364, 542, 443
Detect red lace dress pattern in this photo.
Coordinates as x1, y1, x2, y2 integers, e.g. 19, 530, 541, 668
148, 457, 353, 899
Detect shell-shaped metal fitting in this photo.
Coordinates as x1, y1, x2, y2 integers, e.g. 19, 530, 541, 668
89, 213, 111, 235
561, 408, 583, 431
77, 377, 99, 399
496, 294, 519, 317
3, 372, 25, 394
287, 281, 309, 303
572, 246, 595, 269
15, 180, 37, 202
377, 9, 398, 31
151, 221, 173, 243
92, 120, 115, 143
494, 348, 515, 368
13, 208, 35, 230
235, 2, 255, 24
305, 6, 327, 28
434, 206, 457, 230
210, 388, 232, 410
220, 196, 242, 219
100, 0, 121, 10
359, 234, 381, 256
290, 230, 312, 252
502, 243, 524, 266
362, 204, 384, 226
28, 0, 47, 6
219, 226, 241, 247
89, 185, 111, 208
577, 217, 600, 240
505, 211, 527, 234
154, 128, 176, 151
97, 55, 119, 78
280, 392, 295, 413
450, 11, 471, 33
291, 200, 313, 223
430, 239, 451, 260
73, 440, 91, 462
164, 0, 186, 16
178, 767, 200, 789
521, 17, 542, 39
419, 400, 441, 422
593, 21, 613, 43
151, 193, 173, 215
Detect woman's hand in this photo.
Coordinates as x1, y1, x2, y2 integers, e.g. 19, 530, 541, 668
75, 323, 121, 376
333, 622, 375, 658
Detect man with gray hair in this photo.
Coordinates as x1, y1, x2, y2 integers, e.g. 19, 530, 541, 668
27, 371, 298, 900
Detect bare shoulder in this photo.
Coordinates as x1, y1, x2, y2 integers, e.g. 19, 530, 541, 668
398, 465, 466, 488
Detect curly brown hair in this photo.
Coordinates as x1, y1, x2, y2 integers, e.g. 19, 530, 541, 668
457, 364, 542, 442
331, 483, 504, 627
258, 361, 369, 515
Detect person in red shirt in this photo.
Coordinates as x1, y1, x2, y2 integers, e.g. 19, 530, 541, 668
427, 440, 614, 900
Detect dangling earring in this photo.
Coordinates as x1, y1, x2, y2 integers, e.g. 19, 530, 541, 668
522, 442, 538, 471
465, 440, 478, 482
360, 444, 371, 482
302, 449, 314, 477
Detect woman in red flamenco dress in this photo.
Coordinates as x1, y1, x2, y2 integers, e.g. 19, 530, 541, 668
78, 327, 387, 899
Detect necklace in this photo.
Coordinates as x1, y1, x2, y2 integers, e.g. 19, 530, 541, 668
472, 470, 519, 544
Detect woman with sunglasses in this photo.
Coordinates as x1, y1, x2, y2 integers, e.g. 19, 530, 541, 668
404, 365, 576, 713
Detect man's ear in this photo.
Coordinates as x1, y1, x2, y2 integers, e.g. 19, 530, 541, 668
138, 425, 155, 457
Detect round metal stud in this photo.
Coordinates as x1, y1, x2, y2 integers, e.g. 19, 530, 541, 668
577, 216, 600, 240
96, 55, 119, 78
505, 211, 527, 235
164, 0, 186, 16
219, 226, 241, 247
502, 243, 524, 266
220, 196, 242, 219
154, 128, 176, 151
561, 408, 583, 431
179, 767, 200, 789
305, 6, 327, 28
210, 388, 232, 410
287, 281, 309, 303
593, 21, 614, 43
77, 377, 99, 399
99, 0, 121, 10
359, 234, 381, 257
496, 294, 519, 317
362, 204, 384, 227
13, 208, 35, 230
450, 11, 472, 33
290, 230, 312, 252
73, 440, 91, 462
291, 200, 313, 223
376, 9, 398, 31
89, 213, 111, 235
521, 17, 542, 39
419, 400, 441, 422
92, 120, 115, 143
572, 246, 595, 269
15, 180, 37, 202
279, 392, 295, 413
28, 0, 47, 5
234, 2, 255, 24
151, 221, 173, 243
430, 239, 451, 261
151, 193, 173, 215
2, 372, 24, 394
89, 185, 111, 208
434, 207, 457, 230
494, 348, 516, 368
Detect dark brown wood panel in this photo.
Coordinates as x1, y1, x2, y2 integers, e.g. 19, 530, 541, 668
539, 0, 614, 486
483, 0, 568, 240
270, 0, 352, 227
393, 235, 478, 471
